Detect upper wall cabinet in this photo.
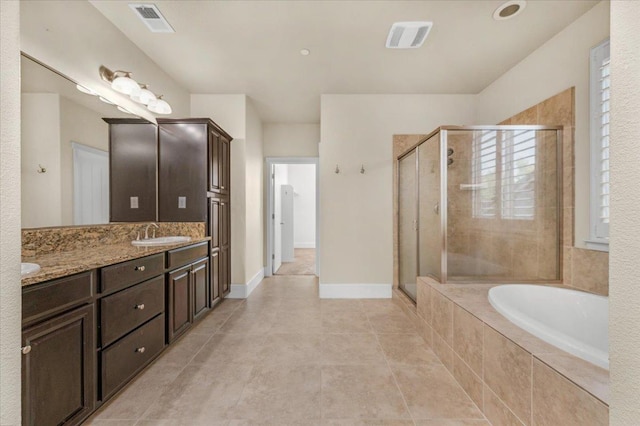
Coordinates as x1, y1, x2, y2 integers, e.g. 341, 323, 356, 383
106, 119, 158, 222
208, 127, 231, 196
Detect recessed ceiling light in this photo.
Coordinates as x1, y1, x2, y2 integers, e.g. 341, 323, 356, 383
300, 48, 310, 56
493, 0, 526, 20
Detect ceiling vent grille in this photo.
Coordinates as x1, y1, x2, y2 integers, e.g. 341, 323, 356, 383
385, 22, 433, 49
129, 3, 175, 33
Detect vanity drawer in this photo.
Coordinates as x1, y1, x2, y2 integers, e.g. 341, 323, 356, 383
101, 313, 165, 399
100, 276, 165, 347
101, 253, 164, 294
22, 271, 96, 326
166, 242, 208, 270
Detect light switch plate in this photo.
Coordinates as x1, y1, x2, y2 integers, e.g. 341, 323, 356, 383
178, 196, 186, 209
130, 196, 139, 209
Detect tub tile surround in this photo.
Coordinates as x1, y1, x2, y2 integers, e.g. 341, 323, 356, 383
416, 277, 609, 425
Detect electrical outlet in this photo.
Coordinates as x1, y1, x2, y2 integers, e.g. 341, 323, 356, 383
130, 196, 139, 209
178, 196, 186, 209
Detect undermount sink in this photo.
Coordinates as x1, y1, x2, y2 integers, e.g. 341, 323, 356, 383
21, 262, 41, 276
131, 236, 192, 247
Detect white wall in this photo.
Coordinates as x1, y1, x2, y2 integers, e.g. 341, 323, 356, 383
287, 164, 316, 248
0, 1, 22, 424
20, 0, 190, 122
610, 1, 640, 423
191, 94, 247, 139
21, 94, 62, 228
263, 123, 320, 157
320, 94, 477, 286
244, 99, 264, 282
476, 1, 610, 249
59, 97, 109, 225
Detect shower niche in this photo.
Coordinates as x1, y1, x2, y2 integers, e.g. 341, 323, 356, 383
397, 126, 563, 301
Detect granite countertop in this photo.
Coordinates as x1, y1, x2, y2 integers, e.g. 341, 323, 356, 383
21, 237, 211, 287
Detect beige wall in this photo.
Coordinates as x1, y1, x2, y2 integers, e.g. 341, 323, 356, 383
0, 1, 22, 424
20, 0, 190, 122
59, 97, 109, 225
245, 99, 265, 282
21, 94, 62, 228
191, 94, 248, 139
263, 123, 320, 157
476, 1, 610, 250
320, 94, 477, 286
610, 1, 640, 423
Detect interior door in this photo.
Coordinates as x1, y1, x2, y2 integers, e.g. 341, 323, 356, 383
273, 166, 283, 273
398, 151, 418, 300
280, 184, 295, 262
73, 142, 109, 225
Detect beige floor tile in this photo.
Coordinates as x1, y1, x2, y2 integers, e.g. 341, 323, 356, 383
483, 385, 525, 426
321, 309, 372, 333
368, 311, 418, 334
191, 333, 268, 366
271, 310, 323, 333
84, 420, 138, 425
321, 333, 386, 365
190, 310, 234, 335
142, 363, 253, 421
377, 333, 440, 366
137, 420, 229, 426
229, 420, 321, 426
323, 421, 414, 426
257, 333, 322, 365
219, 310, 276, 334
361, 300, 406, 315
321, 365, 411, 420
414, 420, 490, 426
231, 364, 322, 420
153, 332, 212, 369
391, 364, 484, 420
319, 299, 365, 313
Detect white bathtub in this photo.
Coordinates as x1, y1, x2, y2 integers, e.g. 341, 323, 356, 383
488, 285, 609, 370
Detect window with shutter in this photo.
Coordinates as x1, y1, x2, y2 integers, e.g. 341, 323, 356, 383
589, 39, 610, 248
473, 129, 536, 221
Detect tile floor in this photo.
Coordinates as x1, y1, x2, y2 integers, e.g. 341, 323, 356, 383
275, 248, 316, 275
86, 275, 490, 426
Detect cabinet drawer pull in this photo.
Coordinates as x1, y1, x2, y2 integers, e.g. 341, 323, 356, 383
135, 347, 146, 354
135, 303, 145, 310
21, 345, 31, 355
135, 265, 146, 272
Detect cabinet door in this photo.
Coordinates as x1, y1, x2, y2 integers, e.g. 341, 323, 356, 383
210, 250, 220, 306
167, 265, 191, 342
208, 129, 221, 193
22, 304, 95, 426
220, 200, 230, 247
109, 122, 157, 222
220, 247, 230, 296
191, 258, 209, 321
158, 123, 207, 222
220, 136, 230, 195
209, 198, 220, 250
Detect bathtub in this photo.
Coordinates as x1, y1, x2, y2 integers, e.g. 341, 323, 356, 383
488, 284, 609, 370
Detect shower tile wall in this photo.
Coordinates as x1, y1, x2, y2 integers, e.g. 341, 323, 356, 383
393, 87, 610, 296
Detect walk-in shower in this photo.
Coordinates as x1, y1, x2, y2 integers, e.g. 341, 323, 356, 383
397, 126, 563, 301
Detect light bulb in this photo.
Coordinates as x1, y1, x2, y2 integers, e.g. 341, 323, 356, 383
147, 97, 172, 115
131, 87, 156, 105
111, 74, 139, 95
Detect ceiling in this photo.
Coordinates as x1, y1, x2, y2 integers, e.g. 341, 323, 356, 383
90, 0, 599, 123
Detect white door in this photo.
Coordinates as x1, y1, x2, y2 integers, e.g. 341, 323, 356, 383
73, 143, 109, 225
273, 177, 283, 273
281, 184, 295, 262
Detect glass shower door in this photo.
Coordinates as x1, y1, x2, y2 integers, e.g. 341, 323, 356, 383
398, 151, 418, 300
418, 135, 442, 281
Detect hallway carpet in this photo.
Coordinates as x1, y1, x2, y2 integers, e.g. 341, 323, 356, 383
275, 248, 316, 275
86, 275, 489, 425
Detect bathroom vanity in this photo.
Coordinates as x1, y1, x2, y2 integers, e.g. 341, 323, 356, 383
21, 239, 212, 426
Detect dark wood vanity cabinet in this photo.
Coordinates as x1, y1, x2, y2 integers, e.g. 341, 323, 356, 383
166, 242, 210, 343
208, 127, 231, 196
105, 119, 158, 222
209, 197, 231, 302
21, 272, 97, 426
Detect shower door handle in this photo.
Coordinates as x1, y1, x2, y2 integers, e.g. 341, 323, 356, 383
434, 202, 440, 215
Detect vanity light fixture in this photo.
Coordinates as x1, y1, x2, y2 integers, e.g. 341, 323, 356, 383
76, 84, 97, 96
99, 65, 172, 115
147, 95, 172, 114
117, 106, 134, 115
99, 96, 115, 105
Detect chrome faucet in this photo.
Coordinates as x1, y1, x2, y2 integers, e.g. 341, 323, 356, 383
144, 223, 159, 240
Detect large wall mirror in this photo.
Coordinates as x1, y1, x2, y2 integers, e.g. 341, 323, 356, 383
20, 54, 150, 229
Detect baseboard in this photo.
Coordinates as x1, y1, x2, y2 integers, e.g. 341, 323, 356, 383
319, 283, 392, 299
227, 268, 265, 299
294, 243, 316, 249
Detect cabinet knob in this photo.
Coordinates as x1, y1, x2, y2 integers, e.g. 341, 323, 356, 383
135, 347, 146, 354
135, 265, 146, 272
221, 186, 225, 189
21, 345, 31, 355
135, 303, 145, 310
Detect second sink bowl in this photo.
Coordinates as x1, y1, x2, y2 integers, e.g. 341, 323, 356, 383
131, 236, 192, 247
21, 262, 41, 276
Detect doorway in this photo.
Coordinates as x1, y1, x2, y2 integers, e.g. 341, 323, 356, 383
266, 158, 319, 277
72, 142, 109, 225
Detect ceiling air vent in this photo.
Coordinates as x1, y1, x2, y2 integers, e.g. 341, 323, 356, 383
385, 21, 433, 49
128, 3, 175, 33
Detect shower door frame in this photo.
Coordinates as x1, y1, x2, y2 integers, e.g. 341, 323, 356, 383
396, 125, 564, 300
